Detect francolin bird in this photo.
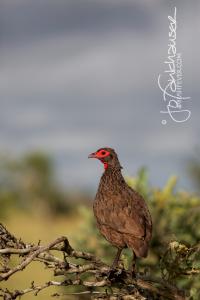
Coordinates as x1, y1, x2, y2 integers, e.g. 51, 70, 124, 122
88, 147, 152, 274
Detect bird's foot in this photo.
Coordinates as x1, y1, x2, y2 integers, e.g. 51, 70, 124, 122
128, 259, 137, 279
127, 269, 137, 279
107, 267, 128, 282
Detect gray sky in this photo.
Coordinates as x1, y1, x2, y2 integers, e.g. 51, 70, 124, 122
0, 0, 199, 191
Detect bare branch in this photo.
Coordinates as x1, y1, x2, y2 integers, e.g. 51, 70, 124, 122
0, 236, 69, 281
0, 223, 198, 300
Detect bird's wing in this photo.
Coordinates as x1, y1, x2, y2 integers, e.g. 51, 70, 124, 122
97, 187, 152, 239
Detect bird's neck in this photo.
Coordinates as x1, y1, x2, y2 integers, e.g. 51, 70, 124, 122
99, 167, 126, 191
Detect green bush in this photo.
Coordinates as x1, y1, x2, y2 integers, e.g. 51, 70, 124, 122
0, 152, 72, 217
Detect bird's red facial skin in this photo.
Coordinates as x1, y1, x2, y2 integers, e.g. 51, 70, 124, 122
95, 149, 110, 159
103, 162, 108, 170
88, 149, 110, 170
94, 150, 110, 169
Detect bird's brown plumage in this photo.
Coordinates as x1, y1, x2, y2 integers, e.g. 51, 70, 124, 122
90, 147, 152, 258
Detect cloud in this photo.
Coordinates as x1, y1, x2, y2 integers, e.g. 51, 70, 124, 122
0, 0, 199, 190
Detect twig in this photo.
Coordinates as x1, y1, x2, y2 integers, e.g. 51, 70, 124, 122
0, 236, 68, 281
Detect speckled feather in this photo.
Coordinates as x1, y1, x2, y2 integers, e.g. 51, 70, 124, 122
93, 149, 152, 258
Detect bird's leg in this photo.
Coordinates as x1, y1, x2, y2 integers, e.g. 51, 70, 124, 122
111, 248, 122, 269
129, 251, 137, 277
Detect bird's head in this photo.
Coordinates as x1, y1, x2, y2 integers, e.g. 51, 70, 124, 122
88, 147, 122, 170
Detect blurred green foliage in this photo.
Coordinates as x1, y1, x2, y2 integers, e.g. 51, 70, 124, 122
0, 152, 73, 217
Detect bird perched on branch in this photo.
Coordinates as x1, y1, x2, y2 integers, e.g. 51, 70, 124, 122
88, 147, 152, 274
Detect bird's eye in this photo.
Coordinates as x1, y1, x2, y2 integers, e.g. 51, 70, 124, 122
101, 151, 106, 155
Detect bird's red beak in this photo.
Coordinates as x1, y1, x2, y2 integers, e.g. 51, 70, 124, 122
88, 152, 97, 159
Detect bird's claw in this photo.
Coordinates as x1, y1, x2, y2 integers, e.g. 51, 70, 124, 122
107, 267, 128, 282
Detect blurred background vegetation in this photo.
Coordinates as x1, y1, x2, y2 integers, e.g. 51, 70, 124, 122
1, 151, 200, 299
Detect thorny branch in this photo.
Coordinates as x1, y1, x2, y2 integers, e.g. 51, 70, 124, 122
0, 223, 199, 300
